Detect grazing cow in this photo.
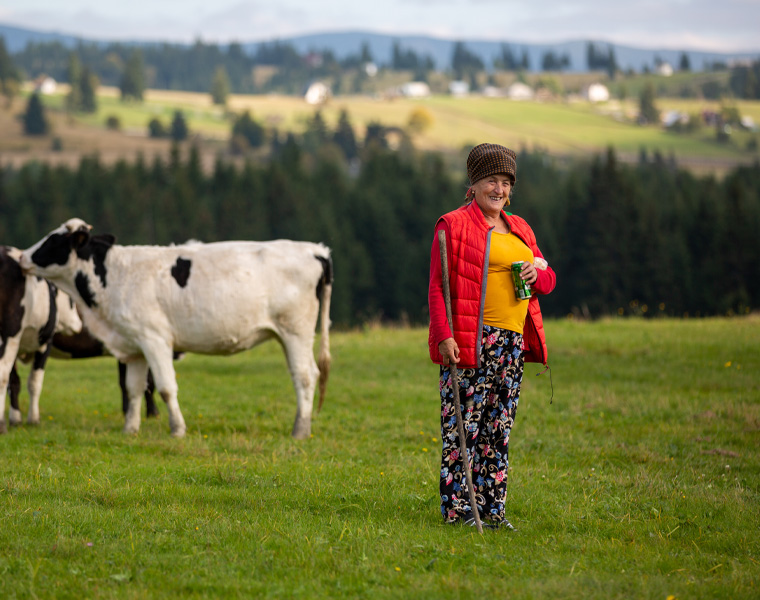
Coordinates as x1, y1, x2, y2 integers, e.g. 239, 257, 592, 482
20, 218, 333, 439
1, 246, 83, 432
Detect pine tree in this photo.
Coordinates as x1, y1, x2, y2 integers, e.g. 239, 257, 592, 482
638, 82, 660, 125
332, 109, 358, 160
495, 44, 518, 71
66, 53, 83, 113
679, 52, 691, 72
120, 50, 145, 102
23, 93, 49, 135
79, 66, 98, 113
302, 110, 329, 152
0, 36, 20, 107
170, 110, 188, 141
210, 65, 230, 106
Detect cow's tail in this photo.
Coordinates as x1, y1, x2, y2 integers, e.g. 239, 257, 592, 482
316, 252, 333, 413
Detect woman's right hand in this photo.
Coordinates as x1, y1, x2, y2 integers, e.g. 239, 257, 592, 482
439, 337, 460, 365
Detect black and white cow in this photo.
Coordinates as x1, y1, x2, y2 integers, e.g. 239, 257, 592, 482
1, 246, 83, 432
20, 219, 333, 439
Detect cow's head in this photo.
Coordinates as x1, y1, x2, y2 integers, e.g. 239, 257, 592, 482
20, 218, 94, 277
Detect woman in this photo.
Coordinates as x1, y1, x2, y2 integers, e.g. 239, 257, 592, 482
428, 143, 556, 530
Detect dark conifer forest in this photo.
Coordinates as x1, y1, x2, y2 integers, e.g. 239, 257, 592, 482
2, 141, 758, 325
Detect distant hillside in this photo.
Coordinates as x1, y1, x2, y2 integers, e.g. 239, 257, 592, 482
263, 31, 760, 73
2, 22, 758, 73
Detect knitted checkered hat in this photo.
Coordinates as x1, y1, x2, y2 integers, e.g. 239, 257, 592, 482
466, 143, 517, 185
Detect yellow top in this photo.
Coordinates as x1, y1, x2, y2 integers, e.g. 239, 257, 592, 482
483, 232, 534, 334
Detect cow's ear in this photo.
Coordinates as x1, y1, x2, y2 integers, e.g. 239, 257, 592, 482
69, 229, 90, 249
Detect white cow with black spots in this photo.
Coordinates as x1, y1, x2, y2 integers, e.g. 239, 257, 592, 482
20, 219, 333, 439
0, 246, 83, 432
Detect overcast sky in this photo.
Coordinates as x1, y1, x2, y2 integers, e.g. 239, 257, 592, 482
1, 0, 758, 52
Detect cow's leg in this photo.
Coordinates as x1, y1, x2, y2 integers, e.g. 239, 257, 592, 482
26, 346, 51, 425
279, 331, 319, 439
8, 362, 22, 426
123, 358, 149, 434
0, 337, 21, 434
145, 369, 159, 418
118, 361, 129, 414
141, 344, 185, 437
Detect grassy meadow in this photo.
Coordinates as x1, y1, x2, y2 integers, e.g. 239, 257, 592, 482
1, 317, 758, 598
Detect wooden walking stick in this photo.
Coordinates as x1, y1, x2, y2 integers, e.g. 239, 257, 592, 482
438, 229, 483, 534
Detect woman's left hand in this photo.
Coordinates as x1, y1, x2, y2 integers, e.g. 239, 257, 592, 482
521, 262, 538, 285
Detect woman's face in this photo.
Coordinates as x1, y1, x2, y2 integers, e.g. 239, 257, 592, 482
472, 173, 512, 218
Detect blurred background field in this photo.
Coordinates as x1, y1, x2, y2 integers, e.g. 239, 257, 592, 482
2, 83, 759, 174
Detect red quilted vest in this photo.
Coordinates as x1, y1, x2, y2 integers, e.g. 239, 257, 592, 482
428, 201, 556, 368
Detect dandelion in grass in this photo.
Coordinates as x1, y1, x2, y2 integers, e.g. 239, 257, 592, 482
395, 567, 401, 572
422, 447, 428, 452
724, 361, 732, 367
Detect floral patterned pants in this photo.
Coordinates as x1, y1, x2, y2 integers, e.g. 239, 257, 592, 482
439, 324, 524, 524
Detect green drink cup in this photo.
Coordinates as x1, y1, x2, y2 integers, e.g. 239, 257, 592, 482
511, 261, 532, 300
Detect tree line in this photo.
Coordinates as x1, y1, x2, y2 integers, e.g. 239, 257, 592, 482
7, 36, 756, 100
1, 140, 758, 326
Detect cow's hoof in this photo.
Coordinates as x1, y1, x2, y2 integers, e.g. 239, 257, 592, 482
123, 425, 140, 435
9, 410, 22, 426
291, 421, 311, 440
0, 421, 6, 434
170, 427, 186, 438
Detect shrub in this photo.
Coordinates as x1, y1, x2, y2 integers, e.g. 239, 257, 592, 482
148, 117, 167, 138
407, 107, 434, 134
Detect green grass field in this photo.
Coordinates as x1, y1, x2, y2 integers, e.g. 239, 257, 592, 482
1, 317, 758, 598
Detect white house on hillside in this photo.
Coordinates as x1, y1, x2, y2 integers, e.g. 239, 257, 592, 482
656, 62, 674, 77
304, 81, 330, 105
583, 83, 610, 103
482, 85, 504, 98
449, 81, 469, 97
400, 81, 431, 98
506, 82, 534, 100
34, 76, 57, 95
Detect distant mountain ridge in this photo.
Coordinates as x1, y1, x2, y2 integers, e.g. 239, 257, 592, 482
1, 22, 758, 73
